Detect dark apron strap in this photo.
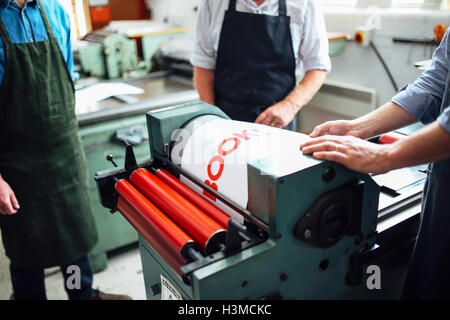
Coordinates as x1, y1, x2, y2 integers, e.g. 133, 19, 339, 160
279, 0, 287, 16
228, 0, 287, 16
228, 0, 236, 11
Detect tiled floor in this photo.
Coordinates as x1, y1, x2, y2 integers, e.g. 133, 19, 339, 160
0, 244, 147, 300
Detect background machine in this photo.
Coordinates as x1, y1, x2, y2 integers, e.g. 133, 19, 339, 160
95, 102, 423, 300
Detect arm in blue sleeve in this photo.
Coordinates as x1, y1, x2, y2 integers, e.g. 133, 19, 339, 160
391, 29, 450, 124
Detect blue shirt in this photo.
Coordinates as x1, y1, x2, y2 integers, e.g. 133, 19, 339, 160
0, 0, 76, 87
391, 28, 450, 134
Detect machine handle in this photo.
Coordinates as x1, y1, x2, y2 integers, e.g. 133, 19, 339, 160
106, 154, 118, 168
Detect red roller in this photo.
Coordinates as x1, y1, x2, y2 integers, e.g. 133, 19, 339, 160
130, 168, 226, 254
116, 196, 186, 275
155, 169, 230, 228
115, 179, 197, 261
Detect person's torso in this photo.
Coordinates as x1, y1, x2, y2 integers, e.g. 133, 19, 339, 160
203, 0, 312, 77
0, 0, 72, 86
0, 0, 98, 269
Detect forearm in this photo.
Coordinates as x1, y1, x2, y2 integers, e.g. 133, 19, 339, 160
385, 121, 450, 170
284, 69, 327, 112
193, 66, 215, 105
352, 102, 417, 139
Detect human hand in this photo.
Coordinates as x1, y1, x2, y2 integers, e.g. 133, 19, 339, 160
0, 176, 20, 215
255, 100, 299, 129
309, 119, 363, 138
300, 135, 393, 174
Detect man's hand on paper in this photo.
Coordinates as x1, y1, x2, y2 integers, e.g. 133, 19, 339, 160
255, 99, 299, 129
300, 135, 393, 175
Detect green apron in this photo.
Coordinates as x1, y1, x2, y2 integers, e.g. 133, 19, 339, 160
0, 2, 98, 269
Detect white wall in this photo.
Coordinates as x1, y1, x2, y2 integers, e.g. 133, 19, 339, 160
323, 7, 450, 105
146, 0, 201, 58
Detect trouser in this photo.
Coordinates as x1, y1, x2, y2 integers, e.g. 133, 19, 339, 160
401, 160, 450, 299
10, 253, 94, 300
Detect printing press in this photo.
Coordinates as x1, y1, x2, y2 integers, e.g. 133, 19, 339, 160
95, 101, 425, 300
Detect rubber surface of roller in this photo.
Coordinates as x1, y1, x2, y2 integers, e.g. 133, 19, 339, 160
115, 179, 197, 260
155, 169, 230, 228
116, 196, 187, 275
130, 168, 226, 254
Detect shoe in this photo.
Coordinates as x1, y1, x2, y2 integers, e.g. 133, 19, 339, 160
89, 288, 132, 300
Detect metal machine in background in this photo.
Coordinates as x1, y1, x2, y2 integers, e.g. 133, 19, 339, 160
76, 30, 144, 79
74, 22, 187, 80
95, 102, 424, 299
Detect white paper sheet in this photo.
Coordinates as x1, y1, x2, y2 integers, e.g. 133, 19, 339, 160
179, 119, 318, 220
75, 82, 144, 111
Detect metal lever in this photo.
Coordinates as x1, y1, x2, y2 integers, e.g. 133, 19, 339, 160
106, 154, 118, 168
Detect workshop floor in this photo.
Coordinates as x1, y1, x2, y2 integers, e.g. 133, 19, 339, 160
0, 243, 147, 300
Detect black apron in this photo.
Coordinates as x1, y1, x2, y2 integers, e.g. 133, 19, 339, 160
0, 1, 98, 269
401, 66, 450, 299
214, 0, 297, 130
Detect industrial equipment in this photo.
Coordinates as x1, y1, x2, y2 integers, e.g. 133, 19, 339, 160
95, 102, 424, 299
77, 30, 143, 79
75, 22, 187, 80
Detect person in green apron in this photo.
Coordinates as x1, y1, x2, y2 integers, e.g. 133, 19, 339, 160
0, 0, 130, 300
301, 28, 450, 299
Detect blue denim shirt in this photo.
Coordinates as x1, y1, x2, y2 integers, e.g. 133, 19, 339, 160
391, 28, 450, 134
0, 0, 76, 87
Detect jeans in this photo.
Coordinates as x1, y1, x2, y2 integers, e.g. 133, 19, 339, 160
10, 253, 94, 300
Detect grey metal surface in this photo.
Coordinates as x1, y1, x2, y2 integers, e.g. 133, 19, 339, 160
76, 74, 199, 125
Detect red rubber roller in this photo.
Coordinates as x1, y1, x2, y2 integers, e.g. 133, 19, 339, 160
130, 168, 226, 254
155, 169, 230, 229
115, 179, 198, 263
116, 196, 187, 275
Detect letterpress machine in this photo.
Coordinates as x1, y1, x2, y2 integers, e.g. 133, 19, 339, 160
95, 101, 424, 300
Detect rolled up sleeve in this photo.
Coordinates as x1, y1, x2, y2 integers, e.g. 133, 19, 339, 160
438, 105, 450, 133
190, 0, 216, 70
299, 0, 331, 73
391, 29, 450, 124
391, 85, 442, 125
